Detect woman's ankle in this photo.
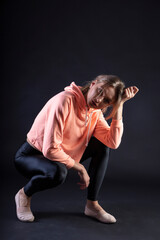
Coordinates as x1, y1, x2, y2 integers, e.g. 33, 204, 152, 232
87, 200, 98, 206
21, 188, 30, 197
86, 200, 103, 211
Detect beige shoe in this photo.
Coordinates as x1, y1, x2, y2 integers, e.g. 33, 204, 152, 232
15, 188, 35, 222
84, 206, 116, 223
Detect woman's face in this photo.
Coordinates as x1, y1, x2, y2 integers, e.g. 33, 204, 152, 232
86, 81, 116, 109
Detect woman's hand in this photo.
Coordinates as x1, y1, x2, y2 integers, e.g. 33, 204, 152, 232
121, 86, 139, 104
72, 162, 90, 190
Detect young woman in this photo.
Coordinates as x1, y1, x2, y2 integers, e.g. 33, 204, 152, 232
14, 75, 139, 223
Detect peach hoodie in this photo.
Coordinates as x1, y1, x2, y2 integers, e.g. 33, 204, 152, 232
27, 82, 123, 169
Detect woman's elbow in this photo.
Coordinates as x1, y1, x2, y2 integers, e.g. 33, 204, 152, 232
109, 141, 121, 149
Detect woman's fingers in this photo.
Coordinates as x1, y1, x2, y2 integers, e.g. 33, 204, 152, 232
77, 182, 87, 189
77, 182, 88, 189
128, 86, 139, 96
133, 86, 139, 94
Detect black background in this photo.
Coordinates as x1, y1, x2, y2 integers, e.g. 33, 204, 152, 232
1, 0, 160, 239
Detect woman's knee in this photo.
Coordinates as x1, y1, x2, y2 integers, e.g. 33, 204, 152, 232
14, 151, 23, 171
56, 163, 68, 184
101, 144, 110, 156
92, 138, 110, 157
46, 162, 68, 186
14, 142, 30, 166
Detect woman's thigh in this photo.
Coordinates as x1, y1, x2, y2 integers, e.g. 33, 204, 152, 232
80, 136, 109, 163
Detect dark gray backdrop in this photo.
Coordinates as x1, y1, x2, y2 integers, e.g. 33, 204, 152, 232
2, 0, 160, 183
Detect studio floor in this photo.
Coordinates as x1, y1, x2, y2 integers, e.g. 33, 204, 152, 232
1, 171, 160, 240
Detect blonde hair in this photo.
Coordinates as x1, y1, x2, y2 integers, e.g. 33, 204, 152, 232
81, 74, 125, 119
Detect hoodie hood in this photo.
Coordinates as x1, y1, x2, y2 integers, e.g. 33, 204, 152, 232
64, 82, 87, 112
64, 82, 94, 146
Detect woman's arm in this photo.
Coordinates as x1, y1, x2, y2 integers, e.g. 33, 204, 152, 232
93, 86, 139, 149
41, 95, 75, 169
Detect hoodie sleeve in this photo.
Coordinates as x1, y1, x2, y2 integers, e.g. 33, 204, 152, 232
93, 111, 123, 149
42, 95, 75, 169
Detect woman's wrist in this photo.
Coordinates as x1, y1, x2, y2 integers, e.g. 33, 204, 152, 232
72, 162, 84, 173
112, 102, 123, 120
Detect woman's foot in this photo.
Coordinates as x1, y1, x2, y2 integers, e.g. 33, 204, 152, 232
84, 200, 116, 224
15, 188, 34, 222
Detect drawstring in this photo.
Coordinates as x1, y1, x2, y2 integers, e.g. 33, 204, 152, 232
85, 106, 93, 146
85, 107, 88, 126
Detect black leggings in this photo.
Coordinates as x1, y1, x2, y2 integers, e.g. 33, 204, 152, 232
14, 137, 110, 201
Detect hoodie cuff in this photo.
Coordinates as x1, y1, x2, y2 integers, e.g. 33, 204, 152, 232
111, 118, 123, 127
66, 158, 75, 169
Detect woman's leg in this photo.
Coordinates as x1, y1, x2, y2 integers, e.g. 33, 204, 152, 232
14, 141, 67, 222
80, 137, 109, 201
80, 137, 116, 223
14, 141, 68, 197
